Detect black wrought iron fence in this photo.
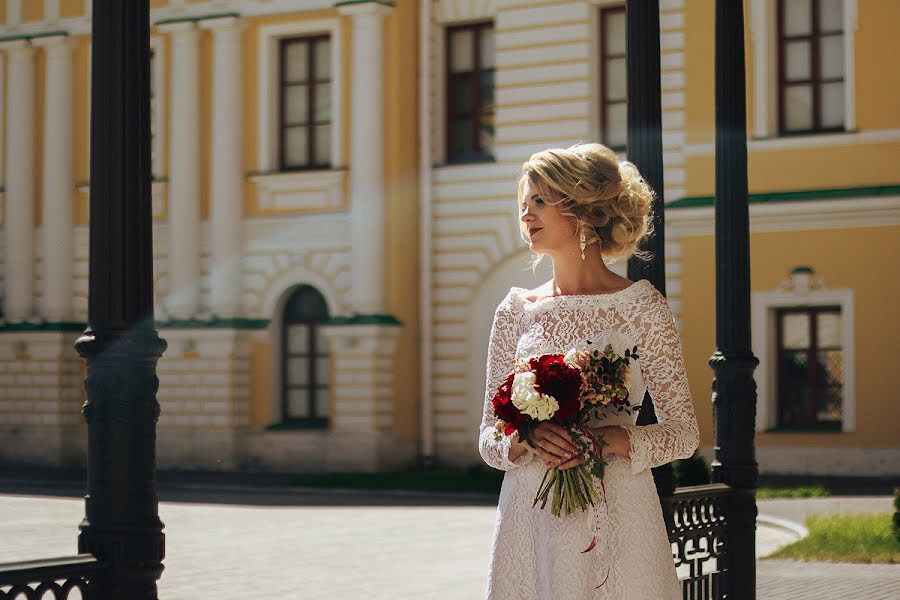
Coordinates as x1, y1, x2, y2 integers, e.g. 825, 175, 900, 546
0, 555, 105, 600
668, 484, 734, 600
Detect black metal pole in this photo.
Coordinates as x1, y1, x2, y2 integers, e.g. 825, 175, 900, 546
624, 0, 676, 501
711, 1, 759, 598
74, 1, 166, 598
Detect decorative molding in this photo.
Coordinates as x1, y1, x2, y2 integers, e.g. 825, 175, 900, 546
249, 169, 347, 213
752, 276, 855, 433
667, 195, 900, 237
256, 18, 344, 173
435, 0, 494, 23
684, 128, 900, 156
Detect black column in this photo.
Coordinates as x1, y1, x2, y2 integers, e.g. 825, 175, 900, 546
711, 1, 759, 598
74, 1, 166, 598
624, 0, 676, 500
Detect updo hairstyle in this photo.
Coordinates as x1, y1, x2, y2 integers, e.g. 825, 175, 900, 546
518, 142, 656, 263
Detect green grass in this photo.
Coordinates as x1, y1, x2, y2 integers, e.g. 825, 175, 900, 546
289, 466, 504, 494
757, 484, 831, 499
768, 513, 900, 563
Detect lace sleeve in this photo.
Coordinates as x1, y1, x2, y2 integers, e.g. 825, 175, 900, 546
478, 289, 534, 471
620, 287, 700, 475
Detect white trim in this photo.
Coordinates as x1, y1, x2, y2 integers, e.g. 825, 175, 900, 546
753, 285, 854, 433
749, 0, 857, 139
419, 0, 435, 460
249, 170, 345, 211
6, 0, 21, 27
44, 0, 59, 23
256, 18, 343, 172
667, 195, 900, 237
0, 52, 4, 190
150, 35, 165, 180
684, 128, 900, 156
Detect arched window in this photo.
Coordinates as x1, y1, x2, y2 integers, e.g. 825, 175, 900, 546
281, 285, 330, 425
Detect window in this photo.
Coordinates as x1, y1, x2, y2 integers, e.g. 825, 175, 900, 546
599, 6, 627, 150
777, 0, 845, 134
150, 46, 160, 179
279, 35, 332, 170
445, 22, 494, 163
776, 306, 843, 429
281, 285, 331, 425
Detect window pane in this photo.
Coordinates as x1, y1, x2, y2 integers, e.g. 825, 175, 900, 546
314, 388, 330, 417
316, 356, 330, 383
479, 69, 494, 112
286, 388, 310, 419
314, 39, 331, 79
314, 124, 331, 165
284, 84, 309, 125
780, 350, 811, 427
785, 40, 811, 81
478, 110, 495, 157
784, 84, 813, 131
605, 102, 628, 149
782, 312, 811, 348
449, 29, 474, 73
819, 0, 843, 32
449, 76, 472, 114
821, 81, 844, 128
817, 312, 842, 347
479, 28, 495, 70
606, 56, 627, 101
284, 126, 309, 167
817, 349, 843, 421
783, 0, 812, 36
604, 10, 626, 55
286, 325, 309, 354
820, 34, 844, 79
313, 83, 331, 122
448, 118, 474, 160
284, 42, 309, 82
287, 358, 310, 386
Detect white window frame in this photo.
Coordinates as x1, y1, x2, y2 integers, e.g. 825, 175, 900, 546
749, 0, 858, 141
432, 0, 495, 166
589, 0, 626, 147
257, 19, 343, 173
752, 285, 855, 433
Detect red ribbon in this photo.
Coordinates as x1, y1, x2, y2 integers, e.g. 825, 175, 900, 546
578, 426, 611, 589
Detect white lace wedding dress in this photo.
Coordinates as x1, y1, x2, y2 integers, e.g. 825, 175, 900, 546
478, 279, 700, 600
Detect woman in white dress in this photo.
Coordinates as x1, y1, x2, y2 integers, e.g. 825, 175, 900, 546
478, 143, 700, 599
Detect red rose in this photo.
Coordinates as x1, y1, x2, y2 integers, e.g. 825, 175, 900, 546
529, 354, 583, 422
492, 372, 524, 434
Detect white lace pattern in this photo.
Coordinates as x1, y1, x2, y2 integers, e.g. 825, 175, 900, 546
478, 279, 700, 599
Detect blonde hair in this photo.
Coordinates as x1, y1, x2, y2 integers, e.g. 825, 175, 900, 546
517, 142, 656, 264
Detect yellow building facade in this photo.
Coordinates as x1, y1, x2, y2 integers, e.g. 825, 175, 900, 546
1, 0, 897, 475
0, 0, 422, 471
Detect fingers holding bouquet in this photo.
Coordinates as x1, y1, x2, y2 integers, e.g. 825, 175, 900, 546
490, 343, 642, 516
530, 421, 579, 468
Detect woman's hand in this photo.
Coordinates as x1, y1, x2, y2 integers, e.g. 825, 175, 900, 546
529, 422, 580, 469
591, 425, 631, 458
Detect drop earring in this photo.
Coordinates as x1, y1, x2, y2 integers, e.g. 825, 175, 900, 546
579, 223, 587, 261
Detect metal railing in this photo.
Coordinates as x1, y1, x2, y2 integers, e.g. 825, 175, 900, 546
0, 555, 105, 600
668, 484, 734, 600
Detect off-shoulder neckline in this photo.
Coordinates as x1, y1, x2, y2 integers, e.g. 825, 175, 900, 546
510, 278, 651, 305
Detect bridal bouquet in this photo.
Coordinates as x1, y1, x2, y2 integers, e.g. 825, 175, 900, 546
492, 341, 641, 517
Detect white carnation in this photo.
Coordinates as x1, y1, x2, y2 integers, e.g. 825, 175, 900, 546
511, 371, 559, 421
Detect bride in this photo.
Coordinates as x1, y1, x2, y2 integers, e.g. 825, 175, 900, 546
478, 143, 699, 599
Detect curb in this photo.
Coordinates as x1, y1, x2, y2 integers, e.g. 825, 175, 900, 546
757, 513, 809, 540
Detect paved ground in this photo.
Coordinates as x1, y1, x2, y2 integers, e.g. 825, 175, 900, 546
0, 479, 896, 599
